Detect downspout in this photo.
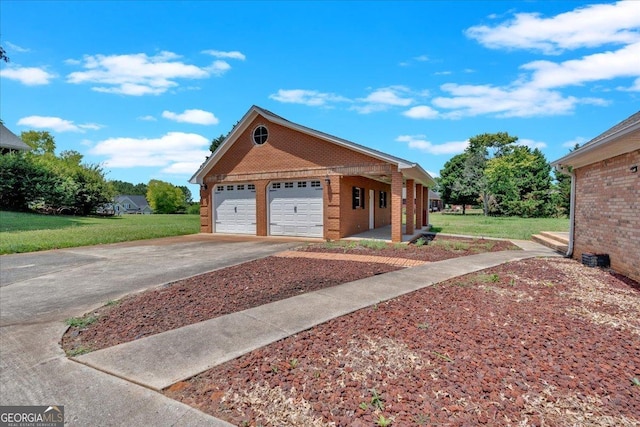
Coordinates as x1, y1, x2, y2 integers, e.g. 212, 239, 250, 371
554, 163, 575, 258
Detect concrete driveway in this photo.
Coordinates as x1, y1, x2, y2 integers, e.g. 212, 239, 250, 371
0, 234, 302, 426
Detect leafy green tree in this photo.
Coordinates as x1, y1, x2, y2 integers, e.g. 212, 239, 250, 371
21, 130, 56, 155
177, 185, 193, 205
111, 180, 148, 195
486, 146, 553, 217
209, 120, 239, 152
209, 134, 226, 153
439, 153, 478, 214
1, 132, 113, 214
0, 45, 9, 62
146, 180, 186, 214
466, 132, 519, 215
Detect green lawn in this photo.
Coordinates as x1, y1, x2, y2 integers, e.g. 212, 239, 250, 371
0, 211, 200, 254
428, 212, 569, 240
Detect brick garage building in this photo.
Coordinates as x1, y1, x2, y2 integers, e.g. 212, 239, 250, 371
190, 106, 435, 242
552, 111, 640, 282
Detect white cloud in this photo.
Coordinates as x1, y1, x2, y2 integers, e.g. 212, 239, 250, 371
518, 138, 547, 149
162, 109, 219, 125
269, 89, 350, 106
5, 41, 30, 53
1, 66, 55, 85
396, 135, 469, 155
437, 1, 638, 118
466, 1, 640, 54
138, 115, 157, 121
523, 41, 640, 91
207, 60, 232, 76
432, 83, 606, 118
414, 55, 429, 62
353, 86, 414, 114
66, 51, 214, 95
202, 50, 246, 61
403, 105, 439, 119
90, 132, 210, 175
17, 116, 100, 133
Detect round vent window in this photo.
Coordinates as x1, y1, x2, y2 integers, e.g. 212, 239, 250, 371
253, 125, 268, 145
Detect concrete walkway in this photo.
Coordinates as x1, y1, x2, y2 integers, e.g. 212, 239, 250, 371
76, 242, 560, 392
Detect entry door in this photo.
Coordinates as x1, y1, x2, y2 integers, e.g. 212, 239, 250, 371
269, 180, 323, 237
213, 183, 256, 234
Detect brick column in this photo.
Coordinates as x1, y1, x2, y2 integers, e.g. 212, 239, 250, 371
405, 179, 415, 235
255, 180, 268, 236
200, 184, 211, 233
415, 183, 423, 229
424, 186, 430, 227
391, 170, 403, 243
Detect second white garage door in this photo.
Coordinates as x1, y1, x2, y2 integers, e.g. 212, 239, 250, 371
269, 180, 323, 237
213, 183, 256, 234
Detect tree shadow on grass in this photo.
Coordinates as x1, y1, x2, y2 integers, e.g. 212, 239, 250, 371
0, 211, 123, 232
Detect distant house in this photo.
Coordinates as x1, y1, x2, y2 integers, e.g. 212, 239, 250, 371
114, 195, 152, 215
429, 190, 443, 212
0, 123, 31, 154
551, 110, 639, 282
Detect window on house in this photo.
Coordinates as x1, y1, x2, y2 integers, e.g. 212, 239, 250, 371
379, 191, 387, 208
253, 125, 268, 145
285, 182, 294, 188
298, 181, 307, 188
272, 183, 281, 189
216, 185, 224, 191
311, 181, 321, 188
352, 187, 365, 209
248, 184, 255, 190
227, 185, 234, 191
237, 184, 245, 190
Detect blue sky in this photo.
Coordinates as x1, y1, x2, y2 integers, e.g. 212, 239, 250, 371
2, 1, 639, 195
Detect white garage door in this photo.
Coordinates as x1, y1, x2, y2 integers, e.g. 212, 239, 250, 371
269, 180, 323, 237
213, 183, 256, 234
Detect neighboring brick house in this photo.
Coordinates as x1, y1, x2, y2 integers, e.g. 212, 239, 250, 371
1, 123, 31, 154
552, 111, 639, 282
190, 105, 435, 242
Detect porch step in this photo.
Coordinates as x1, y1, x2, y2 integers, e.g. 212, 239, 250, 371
531, 232, 569, 254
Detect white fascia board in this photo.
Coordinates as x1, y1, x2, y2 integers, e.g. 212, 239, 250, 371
189, 105, 435, 186
189, 108, 260, 184
551, 120, 640, 169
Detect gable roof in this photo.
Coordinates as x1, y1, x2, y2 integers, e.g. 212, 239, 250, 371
190, 105, 435, 187
551, 110, 640, 170
0, 123, 31, 151
115, 195, 151, 210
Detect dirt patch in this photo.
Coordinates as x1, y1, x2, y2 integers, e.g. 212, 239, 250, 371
164, 258, 640, 426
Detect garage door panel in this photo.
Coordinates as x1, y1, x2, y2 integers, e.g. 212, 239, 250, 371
214, 184, 256, 234
269, 181, 323, 238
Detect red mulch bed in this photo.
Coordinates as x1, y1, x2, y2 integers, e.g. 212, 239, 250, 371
61, 236, 517, 355
164, 258, 640, 427
61, 257, 400, 354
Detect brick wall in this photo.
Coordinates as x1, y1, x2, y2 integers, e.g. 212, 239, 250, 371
339, 176, 392, 238
209, 117, 386, 176
201, 114, 393, 237
573, 148, 640, 282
